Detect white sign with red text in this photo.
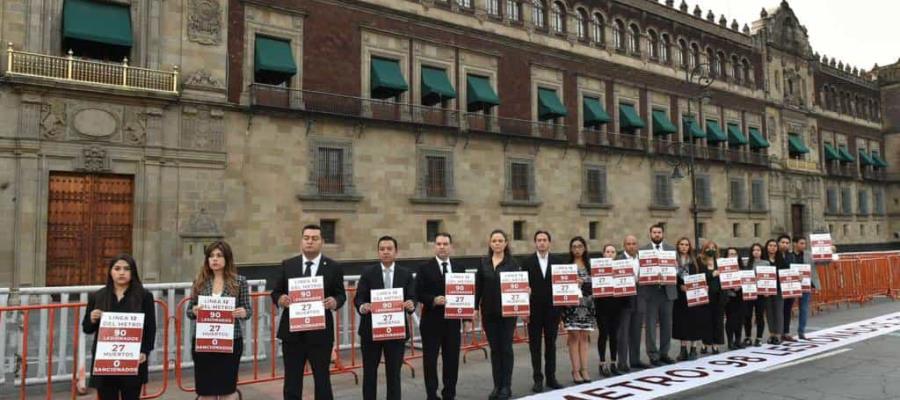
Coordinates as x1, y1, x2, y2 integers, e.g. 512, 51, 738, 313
288, 277, 326, 332
93, 312, 145, 376
444, 273, 475, 319
371, 288, 406, 341
195, 296, 235, 353
591, 258, 615, 298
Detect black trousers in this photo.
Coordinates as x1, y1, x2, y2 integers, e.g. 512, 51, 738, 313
97, 384, 141, 400
783, 297, 796, 335
421, 320, 461, 400
594, 301, 621, 362
703, 293, 725, 346
743, 297, 766, 339
483, 316, 516, 391
527, 311, 559, 383
361, 339, 405, 400
282, 341, 334, 400
724, 296, 745, 345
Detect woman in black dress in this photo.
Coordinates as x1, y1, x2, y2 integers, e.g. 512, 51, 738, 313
82, 254, 156, 400
698, 240, 725, 354
474, 229, 521, 400
562, 237, 595, 383
187, 241, 253, 399
724, 247, 745, 350
672, 237, 705, 360
742, 243, 767, 347
594, 244, 623, 377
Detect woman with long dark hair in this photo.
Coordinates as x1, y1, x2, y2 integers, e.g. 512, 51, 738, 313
742, 243, 767, 347
594, 244, 623, 377
672, 237, 705, 360
187, 241, 253, 399
474, 229, 521, 400
561, 237, 595, 383
763, 239, 788, 344
697, 240, 725, 354
723, 247, 745, 350
82, 254, 156, 400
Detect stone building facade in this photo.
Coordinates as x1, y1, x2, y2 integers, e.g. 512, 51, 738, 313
0, 0, 896, 287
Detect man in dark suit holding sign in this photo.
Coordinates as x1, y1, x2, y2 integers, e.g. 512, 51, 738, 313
639, 224, 678, 366
355, 236, 416, 400
271, 224, 346, 400
522, 230, 564, 392
416, 232, 467, 400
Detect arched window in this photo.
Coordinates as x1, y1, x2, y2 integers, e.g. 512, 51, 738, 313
660, 34, 671, 64
731, 55, 741, 83
550, 2, 565, 33
677, 39, 688, 68
575, 9, 588, 39
506, 0, 522, 22
691, 43, 701, 71
741, 59, 751, 84
706, 48, 717, 76
613, 19, 626, 50
629, 24, 641, 54
831, 87, 839, 112
532, 0, 546, 28
717, 51, 726, 78
648, 30, 659, 59
592, 13, 605, 44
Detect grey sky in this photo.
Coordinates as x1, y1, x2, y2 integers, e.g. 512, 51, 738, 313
692, 0, 899, 71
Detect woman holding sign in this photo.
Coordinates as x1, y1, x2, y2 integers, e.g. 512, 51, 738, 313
82, 254, 156, 400
474, 229, 522, 400
763, 239, 788, 344
697, 241, 725, 354
742, 243, 767, 347
672, 237, 705, 361
561, 237, 595, 384
594, 244, 624, 377
723, 247, 746, 350
186, 241, 252, 399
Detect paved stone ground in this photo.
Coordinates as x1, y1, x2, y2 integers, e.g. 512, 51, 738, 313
18, 298, 900, 399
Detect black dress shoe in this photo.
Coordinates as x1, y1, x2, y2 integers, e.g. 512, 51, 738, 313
498, 387, 512, 400
631, 362, 651, 369
600, 364, 612, 377
799, 333, 808, 340
712, 347, 720, 354
614, 365, 630, 375
742, 338, 753, 347
532, 382, 544, 393
489, 388, 499, 400
677, 347, 689, 361
660, 356, 676, 365
546, 379, 563, 390
609, 363, 620, 375
700, 346, 709, 354
754, 338, 762, 347
688, 347, 698, 360
650, 359, 664, 367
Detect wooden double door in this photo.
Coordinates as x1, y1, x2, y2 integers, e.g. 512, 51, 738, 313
46, 172, 134, 286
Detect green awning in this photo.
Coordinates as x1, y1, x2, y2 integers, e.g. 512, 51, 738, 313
727, 123, 748, 146
788, 133, 810, 154
254, 36, 297, 85
583, 97, 611, 127
619, 103, 646, 131
63, 0, 133, 47
421, 66, 456, 106
872, 152, 888, 168
858, 150, 875, 166
683, 115, 706, 140
748, 127, 769, 149
837, 146, 855, 163
705, 120, 727, 143
538, 88, 567, 120
651, 109, 677, 135
370, 57, 408, 99
466, 75, 500, 112
823, 144, 841, 161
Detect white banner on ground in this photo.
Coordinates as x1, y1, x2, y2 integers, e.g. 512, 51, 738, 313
521, 312, 900, 400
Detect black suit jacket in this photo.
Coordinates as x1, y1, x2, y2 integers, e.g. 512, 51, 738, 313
415, 258, 467, 327
521, 253, 565, 318
354, 264, 416, 342
474, 255, 522, 318
270, 255, 346, 345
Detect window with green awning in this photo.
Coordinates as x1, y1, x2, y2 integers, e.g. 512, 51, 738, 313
371, 57, 409, 99
651, 109, 677, 136
748, 127, 769, 149
872, 152, 889, 168
858, 149, 875, 166
583, 97, 611, 128
254, 36, 297, 85
421, 66, 456, 106
537, 88, 567, 121
837, 146, 855, 163
823, 144, 840, 161
705, 120, 727, 143
788, 133, 810, 155
466, 75, 500, 112
683, 115, 706, 140
727, 122, 748, 146
619, 103, 645, 132
62, 0, 133, 61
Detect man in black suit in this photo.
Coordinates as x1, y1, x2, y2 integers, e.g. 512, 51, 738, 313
271, 224, 346, 400
640, 224, 678, 366
522, 230, 563, 393
355, 236, 416, 400
415, 232, 466, 400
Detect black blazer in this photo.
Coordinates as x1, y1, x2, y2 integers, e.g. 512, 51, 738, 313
82, 289, 156, 386
415, 258, 467, 326
270, 255, 347, 345
521, 253, 565, 318
475, 255, 522, 318
354, 263, 416, 342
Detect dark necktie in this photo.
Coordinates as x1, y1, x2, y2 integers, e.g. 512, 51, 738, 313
441, 262, 449, 274
304, 261, 314, 277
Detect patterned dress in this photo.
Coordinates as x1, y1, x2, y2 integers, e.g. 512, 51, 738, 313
562, 265, 596, 331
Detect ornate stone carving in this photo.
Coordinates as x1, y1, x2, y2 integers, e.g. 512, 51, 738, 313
182, 68, 225, 91
187, 0, 222, 46
40, 100, 67, 140
78, 146, 110, 172
181, 106, 224, 151
123, 108, 148, 145
182, 208, 222, 237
